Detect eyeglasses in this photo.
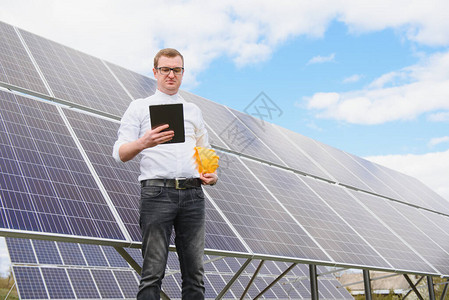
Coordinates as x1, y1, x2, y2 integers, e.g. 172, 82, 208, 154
156, 67, 184, 75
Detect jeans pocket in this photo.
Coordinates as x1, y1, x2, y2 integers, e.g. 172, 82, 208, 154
141, 186, 163, 198
195, 187, 205, 200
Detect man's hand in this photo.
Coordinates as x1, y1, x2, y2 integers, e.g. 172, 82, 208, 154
118, 124, 174, 162
139, 124, 174, 149
200, 172, 218, 186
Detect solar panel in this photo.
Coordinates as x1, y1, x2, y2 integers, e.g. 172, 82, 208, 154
180, 90, 285, 165
370, 160, 449, 214
387, 201, 449, 274
351, 191, 443, 275
41, 267, 76, 299
302, 177, 433, 273
6, 238, 141, 299
105, 61, 157, 100
231, 108, 331, 180
2, 19, 449, 299
32, 239, 63, 265
0, 90, 126, 240
243, 158, 391, 268
18, 28, 132, 117
0, 21, 49, 96
67, 268, 101, 298
13, 266, 48, 299
62, 107, 248, 252
205, 151, 329, 260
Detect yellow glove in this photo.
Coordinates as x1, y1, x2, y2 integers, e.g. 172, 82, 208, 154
194, 147, 219, 173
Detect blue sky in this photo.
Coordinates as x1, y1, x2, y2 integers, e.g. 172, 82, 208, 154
1, 0, 449, 275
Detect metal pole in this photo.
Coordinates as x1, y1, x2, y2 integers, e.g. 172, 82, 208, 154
240, 260, 264, 300
254, 263, 297, 299
363, 270, 372, 300
309, 264, 319, 300
404, 274, 424, 300
427, 276, 435, 300
440, 279, 449, 300
216, 258, 252, 300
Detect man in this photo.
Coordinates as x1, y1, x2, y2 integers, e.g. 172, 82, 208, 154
113, 48, 217, 299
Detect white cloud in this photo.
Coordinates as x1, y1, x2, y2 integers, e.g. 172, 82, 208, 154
343, 74, 363, 84
2, 0, 448, 89
0, 237, 11, 276
365, 149, 449, 202
428, 111, 449, 122
307, 53, 336, 65
428, 136, 449, 147
305, 51, 449, 124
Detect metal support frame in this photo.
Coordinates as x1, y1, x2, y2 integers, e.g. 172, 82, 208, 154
363, 270, 372, 300
440, 279, 449, 300
309, 264, 319, 300
113, 246, 142, 274
427, 276, 435, 300
113, 246, 170, 299
403, 276, 425, 299
254, 263, 297, 299
240, 260, 265, 300
216, 257, 252, 299
404, 274, 425, 300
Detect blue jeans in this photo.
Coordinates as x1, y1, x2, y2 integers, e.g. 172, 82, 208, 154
137, 186, 205, 300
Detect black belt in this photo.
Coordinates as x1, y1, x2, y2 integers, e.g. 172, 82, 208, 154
141, 178, 202, 189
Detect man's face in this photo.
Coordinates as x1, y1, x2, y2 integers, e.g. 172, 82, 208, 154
153, 55, 184, 95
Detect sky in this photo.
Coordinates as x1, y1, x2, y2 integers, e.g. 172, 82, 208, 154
1, 0, 449, 276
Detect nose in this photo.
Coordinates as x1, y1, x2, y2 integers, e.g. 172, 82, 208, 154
168, 69, 176, 77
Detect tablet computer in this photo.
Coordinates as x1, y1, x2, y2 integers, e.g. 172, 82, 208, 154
149, 103, 185, 144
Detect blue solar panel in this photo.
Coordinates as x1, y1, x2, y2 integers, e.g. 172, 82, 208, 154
18, 28, 132, 117
91, 269, 124, 298
113, 270, 139, 298
67, 269, 101, 298
180, 91, 285, 165
58, 242, 87, 266
102, 245, 131, 268
13, 266, 48, 299
41, 267, 76, 299
231, 108, 331, 180
105, 61, 157, 100
32, 239, 63, 265
0, 21, 49, 96
243, 158, 390, 268
6, 238, 36, 264
302, 176, 432, 273
80, 243, 109, 267
353, 191, 441, 275
0, 90, 126, 240
206, 151, 330, 260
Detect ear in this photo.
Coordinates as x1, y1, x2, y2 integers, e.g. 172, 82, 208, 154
153, 68, 157, 78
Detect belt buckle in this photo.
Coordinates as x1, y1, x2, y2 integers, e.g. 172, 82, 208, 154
175, 178, 186, 190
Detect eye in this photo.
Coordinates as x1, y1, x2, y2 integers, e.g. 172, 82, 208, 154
172, 67, 183, 74
160, 67, 170, 73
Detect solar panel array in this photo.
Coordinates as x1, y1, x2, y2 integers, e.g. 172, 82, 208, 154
1, 20, 449, 299
6, 238, 353, 300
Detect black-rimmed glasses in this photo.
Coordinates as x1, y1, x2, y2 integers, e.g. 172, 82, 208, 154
157, 67, 184, 75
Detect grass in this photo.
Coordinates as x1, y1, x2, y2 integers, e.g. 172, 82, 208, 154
0, 275, 19, 300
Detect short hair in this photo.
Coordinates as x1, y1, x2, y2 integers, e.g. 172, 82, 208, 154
154, 48, 184, 68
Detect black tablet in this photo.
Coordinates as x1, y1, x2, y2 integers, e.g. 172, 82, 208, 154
149, 103, 185, 144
